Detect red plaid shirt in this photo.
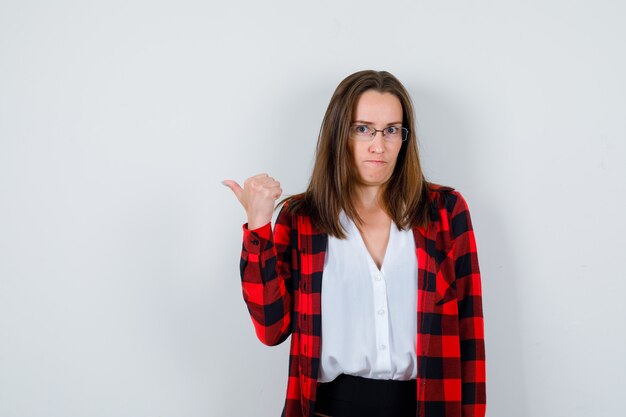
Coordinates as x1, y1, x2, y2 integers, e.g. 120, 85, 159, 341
239, 184, 486, 417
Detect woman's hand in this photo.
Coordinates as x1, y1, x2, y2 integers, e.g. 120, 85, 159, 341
223, 174, 282, 229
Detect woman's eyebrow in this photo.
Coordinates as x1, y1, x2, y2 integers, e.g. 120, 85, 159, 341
352, 120, 403, 126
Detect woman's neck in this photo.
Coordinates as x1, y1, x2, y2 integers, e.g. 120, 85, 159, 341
353, 185, 384, 212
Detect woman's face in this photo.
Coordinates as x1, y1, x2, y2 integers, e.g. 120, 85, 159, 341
349, 90, 404, 190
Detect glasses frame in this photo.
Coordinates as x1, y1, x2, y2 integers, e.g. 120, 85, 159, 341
349, 124, 410, 142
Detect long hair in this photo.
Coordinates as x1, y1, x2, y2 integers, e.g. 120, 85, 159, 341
284, 70, 431, 238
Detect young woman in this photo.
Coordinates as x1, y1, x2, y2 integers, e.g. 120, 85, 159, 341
223, 70, 486, 417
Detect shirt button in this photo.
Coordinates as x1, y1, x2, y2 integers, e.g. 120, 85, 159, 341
379, 344, 387, 350
377, 309, 385, 315
375, 274, 382, 281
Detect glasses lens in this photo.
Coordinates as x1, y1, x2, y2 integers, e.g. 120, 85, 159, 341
384, 126, 400, 139
350, 125, 372, 140
382, 126, 406, 142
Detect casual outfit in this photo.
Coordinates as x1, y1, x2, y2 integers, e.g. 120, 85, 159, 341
239, 184, 486, 417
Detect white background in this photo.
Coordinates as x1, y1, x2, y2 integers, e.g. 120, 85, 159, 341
1, 1, 625, 416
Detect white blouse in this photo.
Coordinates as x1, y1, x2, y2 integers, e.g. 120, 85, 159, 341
318, 211, 418, 383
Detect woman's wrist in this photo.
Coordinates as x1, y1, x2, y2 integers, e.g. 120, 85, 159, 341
247, 217, 271, 230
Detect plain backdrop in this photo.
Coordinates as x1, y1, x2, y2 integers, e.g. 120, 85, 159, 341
1, 1, 625, 416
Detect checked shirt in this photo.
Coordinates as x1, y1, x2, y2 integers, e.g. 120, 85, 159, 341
239, 184, 486, 417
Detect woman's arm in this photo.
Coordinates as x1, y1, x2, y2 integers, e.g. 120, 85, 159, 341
224, 174, 293, 346
239, 204, 294, 346
449, 191, 487, 416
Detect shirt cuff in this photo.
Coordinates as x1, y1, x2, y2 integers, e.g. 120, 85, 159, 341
242, 222, 272, 253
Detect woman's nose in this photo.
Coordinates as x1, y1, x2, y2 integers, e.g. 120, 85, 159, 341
368, 132, 385, 153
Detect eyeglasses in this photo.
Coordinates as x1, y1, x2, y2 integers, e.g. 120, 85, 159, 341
349, 124, 409, 142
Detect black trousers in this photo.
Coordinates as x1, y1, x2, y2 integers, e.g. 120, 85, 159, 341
313, 374, 417, 417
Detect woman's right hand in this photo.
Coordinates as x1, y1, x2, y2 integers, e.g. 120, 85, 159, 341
223, 174, 283, 229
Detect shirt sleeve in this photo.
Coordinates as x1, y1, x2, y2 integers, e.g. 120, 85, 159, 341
449, 190, 487, 416
239, 204, 294, 346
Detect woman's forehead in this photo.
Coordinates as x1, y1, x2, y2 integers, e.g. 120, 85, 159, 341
352, 90, 403, 123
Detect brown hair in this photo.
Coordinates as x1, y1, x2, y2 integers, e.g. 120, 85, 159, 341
284, 70, 431, 238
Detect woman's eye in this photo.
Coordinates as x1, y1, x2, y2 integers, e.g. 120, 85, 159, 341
385, 126, 399, 135
355, 125, 370, 134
